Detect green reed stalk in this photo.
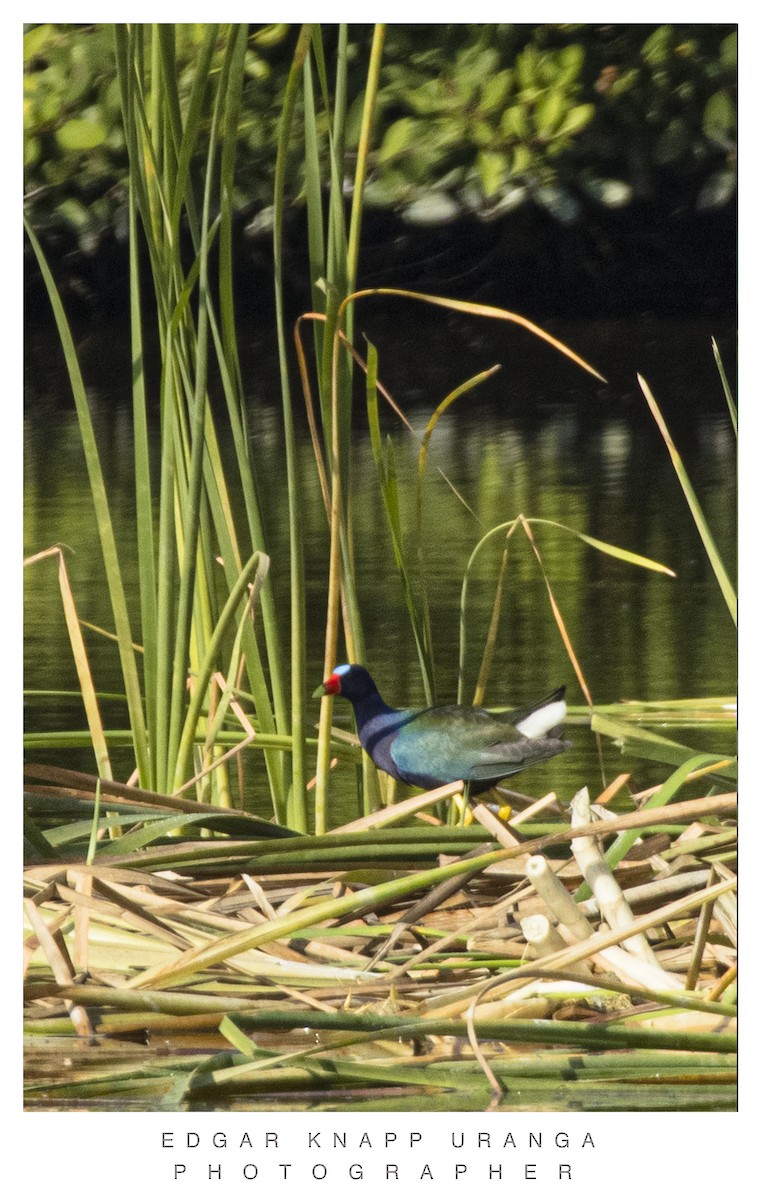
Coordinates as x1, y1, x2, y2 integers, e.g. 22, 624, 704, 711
347, 25, 385, 290
163, 42, 220, 791
307, 29, 388, 827
24, 219, 151, 788
273, 25, 314, 830
118, 25, 293, 814
28, 25, 296, 820
365, 341, 436, 703
341, 28, 385, 830
214, 26, 290, 798
173, 553, 269, 791
123, 97, 157, 783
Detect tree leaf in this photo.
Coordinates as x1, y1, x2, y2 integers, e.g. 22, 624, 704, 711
501, 104, 529, 140
696, 170, 736, 211
557, 43, 585, 86
557, 102, 595, 138
703, 91, 735, 140
480, 69, 513, 114
477, 150, 506, 198
516, 45, 539, 90
653, 117, 689, 166
56, 116, 107, 151
379, 116, 417, 163
402, 191, 463, 226
536, 89, 567, 136
720, 30, 737, 69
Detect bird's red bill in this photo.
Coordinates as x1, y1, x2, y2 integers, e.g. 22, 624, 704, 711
323, 674, 341, 695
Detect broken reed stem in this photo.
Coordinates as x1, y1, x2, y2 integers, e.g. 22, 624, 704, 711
520, 913, 577, 963
706, 962, 737, 1003
685, 867, 717, 991
507, 875, 735, 994
330, 780, 464, 832
23, 898, 94, 1038
580, 869, 710, 918
570, 786, 661, 967
471, 801, 528, 853
525, 854, 682, 991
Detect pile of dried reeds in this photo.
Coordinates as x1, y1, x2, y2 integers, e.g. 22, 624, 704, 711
24, 762, 736, 1112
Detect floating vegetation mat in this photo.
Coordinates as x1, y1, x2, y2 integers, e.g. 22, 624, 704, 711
23, 764, 736, 1111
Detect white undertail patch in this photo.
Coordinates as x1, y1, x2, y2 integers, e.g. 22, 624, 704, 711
515, 697, 566, 739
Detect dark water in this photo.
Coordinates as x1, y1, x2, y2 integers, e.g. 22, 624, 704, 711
23, 309, 737, 817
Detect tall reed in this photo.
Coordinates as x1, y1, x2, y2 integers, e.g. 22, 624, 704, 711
27, 26, 301, 822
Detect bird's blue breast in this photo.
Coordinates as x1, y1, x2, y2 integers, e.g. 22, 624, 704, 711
355, 706, 416, 781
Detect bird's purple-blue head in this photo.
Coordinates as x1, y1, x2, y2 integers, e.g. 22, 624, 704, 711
313, 663, 378, 702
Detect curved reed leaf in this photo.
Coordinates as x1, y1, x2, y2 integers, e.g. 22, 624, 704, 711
525, 517, 676, 576
172, 552, 269, 791
458, 516, 674, 704
712, 336, 737, 436
340, 286, 607, 382
415, 365, 502, 694
638, 373, 736, 626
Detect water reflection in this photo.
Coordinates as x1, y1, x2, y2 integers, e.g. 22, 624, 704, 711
24, 314, 737, 817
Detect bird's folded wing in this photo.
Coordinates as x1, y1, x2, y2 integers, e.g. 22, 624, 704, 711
460, 736, 572, 781
390, 710, 567, 782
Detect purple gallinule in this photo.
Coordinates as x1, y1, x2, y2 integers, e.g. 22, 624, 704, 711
314, 664, 570, 792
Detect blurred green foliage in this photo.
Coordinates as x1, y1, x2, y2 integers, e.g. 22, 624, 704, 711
24, 22, 737, 250
23, 22, 293, 249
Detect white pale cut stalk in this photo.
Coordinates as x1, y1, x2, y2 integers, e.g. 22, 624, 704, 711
570, 787, 661, 967
521, 912, 579, 962
466, 930, 524, 954
526, 854, 595, 942
580, 868, 710, 917
525, 855, 682, 992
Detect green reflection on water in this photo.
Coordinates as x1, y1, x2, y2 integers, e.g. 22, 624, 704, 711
24, 316, 737, 821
